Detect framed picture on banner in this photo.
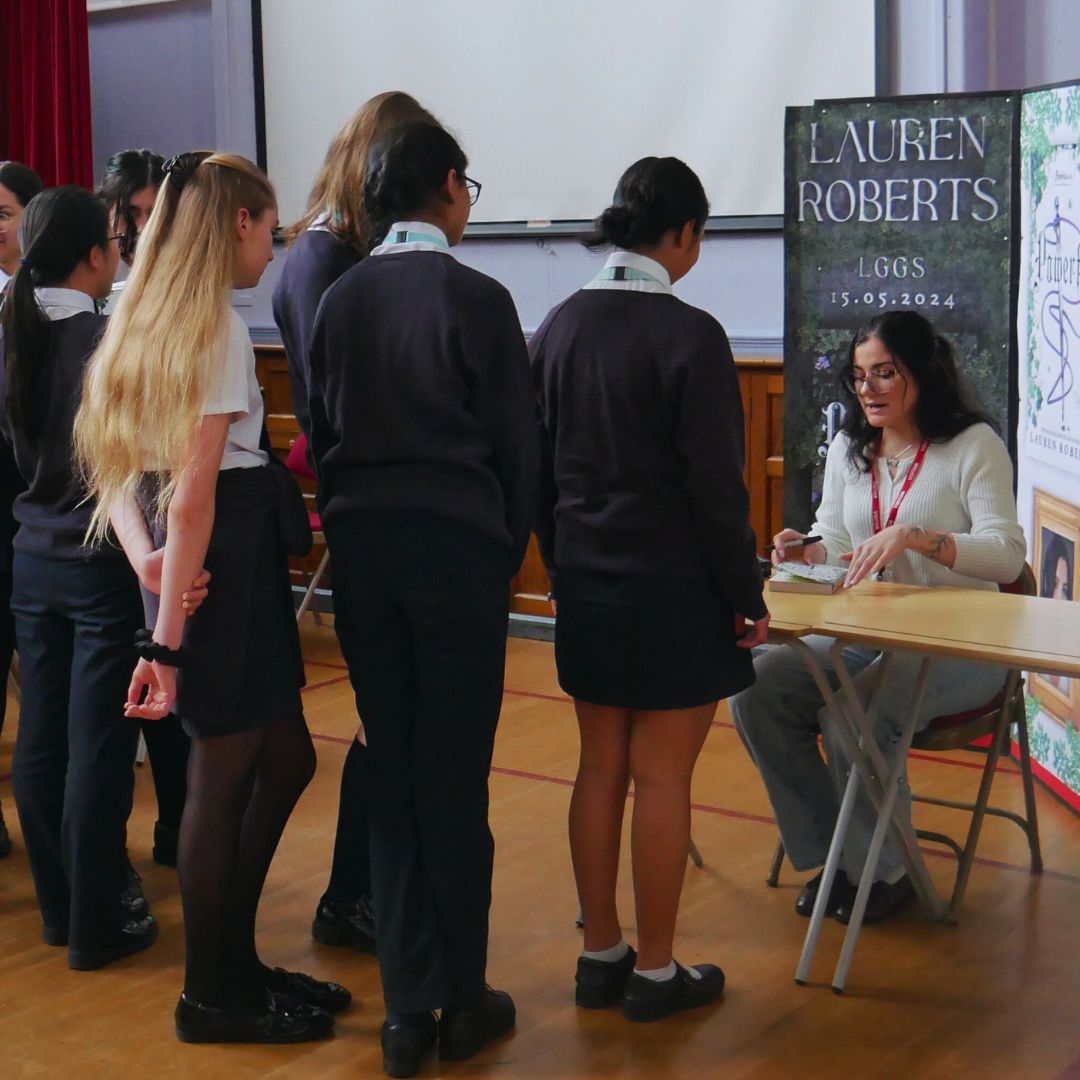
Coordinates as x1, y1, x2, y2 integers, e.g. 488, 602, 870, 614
1031, 489, 1079, 727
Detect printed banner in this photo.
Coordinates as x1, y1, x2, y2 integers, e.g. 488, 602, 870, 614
1018, 83, 1080, 811
783, 94, 1018, 526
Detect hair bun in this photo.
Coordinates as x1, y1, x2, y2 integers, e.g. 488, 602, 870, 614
597, 204, 640, 248
163, 152, 207, 191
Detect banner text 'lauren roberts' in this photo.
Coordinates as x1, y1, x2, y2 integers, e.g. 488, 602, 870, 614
798, 115, 1001, 223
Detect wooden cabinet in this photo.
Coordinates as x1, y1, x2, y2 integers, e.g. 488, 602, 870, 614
255, 345, 785, 616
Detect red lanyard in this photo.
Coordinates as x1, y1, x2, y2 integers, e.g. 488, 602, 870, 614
870, 439, 929, 534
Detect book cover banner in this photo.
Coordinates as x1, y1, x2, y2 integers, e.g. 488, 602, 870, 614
1018, 83, 1080, 811
783, 95, 1018, 527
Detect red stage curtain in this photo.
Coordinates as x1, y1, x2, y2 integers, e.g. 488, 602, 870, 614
0, 0, 94, 188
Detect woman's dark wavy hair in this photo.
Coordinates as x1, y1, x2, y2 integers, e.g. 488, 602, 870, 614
838, 310, 994, 471
0, 161, 44, 207
363, 122, 467, 242
96, 148, 164, 262
1, 187, 110, 442
585, 156, 709, 250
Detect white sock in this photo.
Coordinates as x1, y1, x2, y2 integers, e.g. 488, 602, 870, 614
634, 960, 677, 982
582, 939, 629, 964
880, 865, 906, 885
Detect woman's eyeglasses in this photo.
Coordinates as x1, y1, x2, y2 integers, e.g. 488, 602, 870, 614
843, 367, 900, 394
462, 175, 482, 206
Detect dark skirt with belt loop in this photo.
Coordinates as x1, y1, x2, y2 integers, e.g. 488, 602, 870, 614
141, 465, 305, 738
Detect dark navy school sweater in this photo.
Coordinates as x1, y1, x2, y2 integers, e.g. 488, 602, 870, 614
0, 312, 123, 562
529, 289, 767, 620
308, 251, 539, 564
271, 229, 360, 442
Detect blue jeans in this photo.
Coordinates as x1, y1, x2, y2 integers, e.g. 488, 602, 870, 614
730, 635, 1006, 882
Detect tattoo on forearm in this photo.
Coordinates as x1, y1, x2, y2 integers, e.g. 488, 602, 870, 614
905, 527, 956, 566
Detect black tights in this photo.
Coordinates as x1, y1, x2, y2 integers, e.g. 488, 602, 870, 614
178, 715, 316, 1008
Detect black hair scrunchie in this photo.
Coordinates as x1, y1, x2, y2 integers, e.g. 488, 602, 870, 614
134, 628, 185, 667
163, 151, 206, 191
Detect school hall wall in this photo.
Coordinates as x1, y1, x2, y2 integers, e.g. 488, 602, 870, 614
87, 0, 1080, 349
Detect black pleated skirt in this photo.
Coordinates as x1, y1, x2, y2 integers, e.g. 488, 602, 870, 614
554, 569, 756, 711
142, 466, 305, 738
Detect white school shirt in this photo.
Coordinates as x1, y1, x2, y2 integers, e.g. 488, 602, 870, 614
369, 220, 452, 256
33, 286, 96, 321
583, 250, 673, 294
204, 307, 269, 470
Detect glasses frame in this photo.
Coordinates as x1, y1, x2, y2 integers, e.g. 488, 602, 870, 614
461, 174, 482, 206
844, 366, 903, 395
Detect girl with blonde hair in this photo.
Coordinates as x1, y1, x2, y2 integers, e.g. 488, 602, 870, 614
76, 151, 348, 1043
273, 90, 440, 956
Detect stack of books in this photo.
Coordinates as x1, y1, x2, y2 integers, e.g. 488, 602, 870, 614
767, 562, 849, 594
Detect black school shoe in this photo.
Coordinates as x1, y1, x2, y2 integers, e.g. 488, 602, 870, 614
381, 1012, 438, 1078
622, 963, 725, 1023
575, 946, 638, 1008
834, 875, 916, 925
68, 913, 159, 971
264, 966, 352, 1014
438, 987, 516, 1060
175, 990, 335, 1044
795, 868, 855, 918
311, 895, 377, 954
123, 862, 149, 919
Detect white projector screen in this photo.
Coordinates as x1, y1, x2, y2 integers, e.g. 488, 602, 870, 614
260, 0, 877, 227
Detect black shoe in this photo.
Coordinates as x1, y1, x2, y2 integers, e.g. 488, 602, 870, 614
438, 987, 516, 1061
68, 914, 159, 971
621, 963, 725, 1023
381, 1013, 438, 1078
0, 805, 11, 859
123, 861, 149, 919
175, 991, 335, 1044
153, 822, 179, 867
311, 895, 377, 954
834, 875, 917, 926
43, 925, 68, 947
264, 966, 352, 1014
575, 945, 638, 1008
795, 869, 855, 918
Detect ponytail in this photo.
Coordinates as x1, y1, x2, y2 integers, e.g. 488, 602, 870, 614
585, 156, 709, 251
1, 187, 110, 443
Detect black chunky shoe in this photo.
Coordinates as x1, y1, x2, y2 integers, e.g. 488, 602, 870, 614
575, 946, 638, 1008
834, 875, 916, 925
263, 966, 352, 1014
311, 895, 377, 954
68, 914, 159, 971
123, 861, 149, 919
622, 963, 725, 1023
795, 868, 855, 918
381, 1012, 438, 1078
439, 987, 516, 1060
152, 821, 179, 867
175, 991, 335, 1044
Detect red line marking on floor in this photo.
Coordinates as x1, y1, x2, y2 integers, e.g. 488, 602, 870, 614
306, 659, 349, 671
301, 675, 352, 695
503, 687, 574, 704
312, 732, 353, 747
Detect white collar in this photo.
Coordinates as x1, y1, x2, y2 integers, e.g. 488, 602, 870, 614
583, 250, 673, 294
34, 287, 98, 322
0, 268, 10, 290
308, 211, 332, 234
370, 220, 452, 256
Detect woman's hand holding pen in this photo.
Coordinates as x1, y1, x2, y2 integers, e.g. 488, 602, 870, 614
768, 529, 825, 567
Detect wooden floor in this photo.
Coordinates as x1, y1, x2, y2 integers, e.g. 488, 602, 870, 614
1, 621, 1079, 1079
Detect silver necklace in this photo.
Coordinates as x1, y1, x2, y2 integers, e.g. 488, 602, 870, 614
884, 442, 914, 468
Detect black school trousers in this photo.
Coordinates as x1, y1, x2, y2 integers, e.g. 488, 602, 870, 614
10, 553, 142, 946
324, 509, 511, 1014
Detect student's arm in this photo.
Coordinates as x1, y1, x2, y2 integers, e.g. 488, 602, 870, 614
465, 285, 540, 569
108, 493, 210, 613
125, 414, 229, 720
676, 322, 768, 637
527, 309, 560, 588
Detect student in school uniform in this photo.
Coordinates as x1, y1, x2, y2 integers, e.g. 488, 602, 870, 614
0, 160, 44, 857
76, 152, 347, 1042
273, 91, 439, 954
530, 157, 768, 1022
0, 186, 204, 967
96, 147, 188, 869
307, 121, 538, 1077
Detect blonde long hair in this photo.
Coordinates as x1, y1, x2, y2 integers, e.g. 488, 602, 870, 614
75, 152, 276, 539
283, 91, 440, 253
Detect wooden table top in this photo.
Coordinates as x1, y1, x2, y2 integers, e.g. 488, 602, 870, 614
764, 579, 1080, 679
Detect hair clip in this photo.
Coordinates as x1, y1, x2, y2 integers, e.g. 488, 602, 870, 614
163, 151, 207, 191
18, 256, 31, 268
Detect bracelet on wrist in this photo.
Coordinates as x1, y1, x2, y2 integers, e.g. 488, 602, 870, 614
134, 629, 185, 668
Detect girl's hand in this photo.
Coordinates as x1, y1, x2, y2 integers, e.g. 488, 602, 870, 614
124, 658, 176, 721
735, 610, 771, 649
770, 528, 825, 566
139, 548, 211, 615
842, 525, 908, 587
